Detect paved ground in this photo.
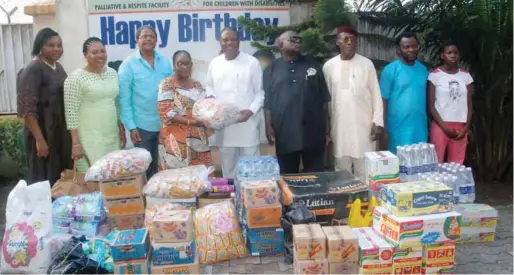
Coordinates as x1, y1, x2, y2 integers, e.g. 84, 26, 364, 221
0, 180, 512, 274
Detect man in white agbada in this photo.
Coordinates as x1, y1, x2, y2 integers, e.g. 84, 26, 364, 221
323, 26, 384, 181
205, 27, 264, 178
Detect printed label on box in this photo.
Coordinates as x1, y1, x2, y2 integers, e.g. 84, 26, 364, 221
152, 210, 193, 243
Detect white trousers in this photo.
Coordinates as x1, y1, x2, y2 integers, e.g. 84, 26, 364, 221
219, 146, 260, 179
334, 156, 366, 183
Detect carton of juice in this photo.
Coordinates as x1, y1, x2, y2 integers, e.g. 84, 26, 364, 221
353, 227, 394, 274
373, 206, 461, 249
381, 181, 453, 217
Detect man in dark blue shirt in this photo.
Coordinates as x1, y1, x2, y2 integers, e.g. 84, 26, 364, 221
263, 31, 331, 174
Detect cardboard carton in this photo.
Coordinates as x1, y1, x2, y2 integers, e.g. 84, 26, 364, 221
151, 240, 195, 266
152, 209, 193, 243
454, 204, 498, 243
198, 192, 233, 208
245, 204, 282, 229
381, 181, 453, 217
422, 241, 456, 274
392, 246, 422, 274
364, 151, 400, 191
294, 251, 329, 274
353, 227, 394, 274
241, 180, 280, 208
114, 254, 150, 274
105, 196, 145, 216
322, 226, 358, 263
329, 261, 358, 274
100, 174, 145, 199
373, 206, 461, 249
110, 228, 150, 262
109, 214, 145, 231
247, 227, 285, 256
150, 257, 199, 274
293, 224, 326, 260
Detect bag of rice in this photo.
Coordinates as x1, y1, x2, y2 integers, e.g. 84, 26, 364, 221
85, 148, 151, 181
144, 165, 214, 198
192, 98, 242, 130
1, 180, 53, 273
194, 201, 247, 264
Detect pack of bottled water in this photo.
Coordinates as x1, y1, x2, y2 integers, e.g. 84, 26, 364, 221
397, 142, 439, 182
409, 163, 476, 204
236, 155, 280, 182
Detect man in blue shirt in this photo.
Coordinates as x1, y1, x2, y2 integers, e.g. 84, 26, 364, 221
118, 26, 173, 177
379, 32, 429, 153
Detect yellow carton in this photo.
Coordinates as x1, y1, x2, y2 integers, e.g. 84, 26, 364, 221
422, 241, 456, 274
392, 246, 422, 274
381, 181, 453, 217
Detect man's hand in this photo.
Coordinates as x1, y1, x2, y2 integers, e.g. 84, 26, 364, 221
370, 124, 384, 141
130, 129, 142, 144
326, 134, 332, 147
237, 109, 254, 123
266, 124, 275, 146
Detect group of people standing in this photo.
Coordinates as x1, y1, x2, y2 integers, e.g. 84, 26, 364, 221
17, 24, 473, 186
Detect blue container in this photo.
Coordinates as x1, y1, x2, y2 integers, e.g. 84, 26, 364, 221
247, 227, 285, 256
151, 240, 196, 266
110, 228, 150, 261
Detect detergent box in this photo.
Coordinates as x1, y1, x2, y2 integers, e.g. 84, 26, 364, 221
373, 206, 461, 249
110, 228, 150, 261
422, 241, 456, 274
453, 204, 498, 243
293, 224, 327, 260
353, 227, 394, 274
241, 180, 280, 208
364, 151, 400, 191
322, 226, 358, 263
380, 181, 453, 217
246, 227, 285, 256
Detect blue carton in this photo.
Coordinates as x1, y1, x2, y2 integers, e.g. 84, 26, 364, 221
151, 240, 196, 266
110, 228, 150, 261
247, 227, 285, 256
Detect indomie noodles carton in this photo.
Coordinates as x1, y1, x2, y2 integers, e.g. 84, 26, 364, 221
353, 227, 394, 274
422, 241, 456, 274
373, 206, 461, 249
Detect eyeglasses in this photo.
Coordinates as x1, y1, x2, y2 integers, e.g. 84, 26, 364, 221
288, 36, 302, 44
176, 61, 192, 68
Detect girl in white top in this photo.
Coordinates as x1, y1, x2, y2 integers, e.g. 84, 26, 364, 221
428, 41, 474, 164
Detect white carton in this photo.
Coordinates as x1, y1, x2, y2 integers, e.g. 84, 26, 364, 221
364, 151, 400, 192
453, 204, 498, 243
353, 227, 394, 274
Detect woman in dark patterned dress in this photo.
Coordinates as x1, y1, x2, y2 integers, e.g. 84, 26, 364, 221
16, 28, 72, 185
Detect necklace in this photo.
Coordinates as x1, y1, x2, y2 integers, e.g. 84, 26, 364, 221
85, 66, 105, 80
40, 57, 56, 70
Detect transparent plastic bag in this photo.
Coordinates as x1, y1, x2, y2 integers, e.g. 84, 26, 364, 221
1, 180, 53, 274
144, 165, 214, 198
52, 192, 104, 222
194, 201, 247, 264
85, 148, 151, 181
192, 98, 242, 130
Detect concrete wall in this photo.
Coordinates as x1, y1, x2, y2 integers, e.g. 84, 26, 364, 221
33, 14, 56, 35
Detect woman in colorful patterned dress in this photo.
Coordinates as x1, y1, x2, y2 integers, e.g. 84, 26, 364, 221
64, 37, 126, 173
157, 50, 212, 170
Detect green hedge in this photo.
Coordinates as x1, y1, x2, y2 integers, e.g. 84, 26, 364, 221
0, 117, 25, 175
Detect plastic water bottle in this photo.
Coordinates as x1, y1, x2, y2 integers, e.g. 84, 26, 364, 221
451, 175, 459, 204
413, 147, 422, 175
421, 144, 430, 172
429, 144, 438, 171
404, 148, 413, 181
457, 168, 470, 203
465, 167, 476, 202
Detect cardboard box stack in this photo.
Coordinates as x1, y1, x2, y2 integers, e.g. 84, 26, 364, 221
292, 224, 328, 274
241, 180, 284, 256
323, 226, 359, 274
454, 204, 498, 243
149, 208, 198, 273
110, 228, 151, 274
373, 181, 462, 274
364, 151, 400, 201
353, 227, 395, 274
101, 174, 146, 230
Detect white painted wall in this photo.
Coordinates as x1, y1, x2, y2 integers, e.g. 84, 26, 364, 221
33, 14, 56, 35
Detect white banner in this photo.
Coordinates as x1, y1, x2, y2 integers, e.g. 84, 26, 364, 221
87, 0, 290, 84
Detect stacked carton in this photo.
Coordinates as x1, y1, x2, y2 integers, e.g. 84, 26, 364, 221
454, 204, 498, 243
292, 224, 328, 274
353, 227, 395, 274
149, 209, 198, 274
364, 151, 400, 201
241, 180, 284, 256
110, 228, 151, 274
101, 174, 146, 230
373, 181, 462, 274
323, 226, 359, 274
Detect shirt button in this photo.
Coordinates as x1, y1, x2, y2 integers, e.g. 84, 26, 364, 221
293, 79, 296, 83
291, 69, 295, 73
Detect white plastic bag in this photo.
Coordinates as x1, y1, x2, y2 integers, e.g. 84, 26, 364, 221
192, 98, 242, 130
1, 180, 53, 274
144, 165, 214, 198
85, 148, 152, 181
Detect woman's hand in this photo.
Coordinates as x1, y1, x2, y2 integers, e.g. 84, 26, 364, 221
35, 138, 49, 158
442, 126, 458, 139
71, 144, 84, 160
455, 125, 469, 140
118, 121, 127, 149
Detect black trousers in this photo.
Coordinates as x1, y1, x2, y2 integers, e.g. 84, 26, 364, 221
277, 148, 325, 174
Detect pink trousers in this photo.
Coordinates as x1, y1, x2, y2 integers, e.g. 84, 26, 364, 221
430, 121, 468, 164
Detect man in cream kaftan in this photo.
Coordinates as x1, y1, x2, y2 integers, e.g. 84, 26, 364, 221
323, 26, 384, 181
205, 27, 264, 179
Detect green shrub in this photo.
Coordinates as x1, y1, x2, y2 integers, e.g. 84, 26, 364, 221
0, 117, 24, 170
